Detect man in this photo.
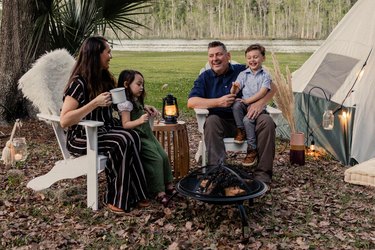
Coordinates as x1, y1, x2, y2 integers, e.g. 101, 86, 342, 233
187, 41, 276, 184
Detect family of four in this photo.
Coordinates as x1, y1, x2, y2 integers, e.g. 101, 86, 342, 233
60, 36, 276, 214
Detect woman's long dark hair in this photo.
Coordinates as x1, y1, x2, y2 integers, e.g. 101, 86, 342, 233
65, 36, 115, 100
118, 70, 146, 105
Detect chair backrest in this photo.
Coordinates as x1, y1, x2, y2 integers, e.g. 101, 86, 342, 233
18, 49, 75, 115
55, 125, 71, 160
19, 49, 76, 159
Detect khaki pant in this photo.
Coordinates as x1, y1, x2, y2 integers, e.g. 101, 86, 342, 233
204, 114, 276, 183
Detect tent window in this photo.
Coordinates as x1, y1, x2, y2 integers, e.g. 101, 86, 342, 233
303, 53, 359, 99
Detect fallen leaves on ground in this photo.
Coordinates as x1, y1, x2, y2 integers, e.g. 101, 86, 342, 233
0, 119, 374, 249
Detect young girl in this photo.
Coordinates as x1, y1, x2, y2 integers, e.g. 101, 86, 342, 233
117, 70, 175, 206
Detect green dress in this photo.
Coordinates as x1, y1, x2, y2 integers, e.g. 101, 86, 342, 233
130, 101, 173, 195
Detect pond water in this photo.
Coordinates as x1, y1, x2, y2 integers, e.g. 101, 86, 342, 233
111, 39, 323, 53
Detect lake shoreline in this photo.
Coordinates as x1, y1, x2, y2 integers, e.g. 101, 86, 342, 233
111, 39, 323, 53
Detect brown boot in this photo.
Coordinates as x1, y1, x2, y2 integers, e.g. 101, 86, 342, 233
242, 147, 257, 167
234, 128, 246, 144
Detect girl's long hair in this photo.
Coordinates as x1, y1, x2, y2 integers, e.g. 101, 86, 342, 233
118, 70, 146, 105
65, 36, 115, 100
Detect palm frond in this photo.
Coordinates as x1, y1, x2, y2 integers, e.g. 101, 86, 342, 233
27, 0, 152, 60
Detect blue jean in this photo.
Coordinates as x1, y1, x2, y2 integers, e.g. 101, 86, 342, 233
232, 101, 257, 149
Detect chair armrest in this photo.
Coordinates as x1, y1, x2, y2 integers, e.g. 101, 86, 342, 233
37, 113, 104, 127
194, 108, 209, 133
266, 105, 283, 124
194, 106, 282, 133
37, 113, 104, 160
266, 105, 282, 115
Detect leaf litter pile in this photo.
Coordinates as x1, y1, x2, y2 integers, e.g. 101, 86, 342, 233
0, 119, 374, 249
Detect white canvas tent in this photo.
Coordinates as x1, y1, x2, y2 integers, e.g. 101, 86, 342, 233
280, 0, 375, 165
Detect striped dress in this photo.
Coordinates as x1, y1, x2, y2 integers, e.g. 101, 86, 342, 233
64, 76, 148, 212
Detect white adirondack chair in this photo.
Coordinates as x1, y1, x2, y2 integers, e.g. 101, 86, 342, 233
30, 114, 107, 210
18, 49, 106, 210
194, 106, 282, 166
194, 62, 283, 165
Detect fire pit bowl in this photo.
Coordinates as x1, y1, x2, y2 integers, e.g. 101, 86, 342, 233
175, 163, 268, 238
176, 164, 268, 204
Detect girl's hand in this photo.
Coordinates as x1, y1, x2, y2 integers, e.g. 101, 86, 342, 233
145, 105, 159, 117
139, 113, 149, 124
95, 92, 112, 107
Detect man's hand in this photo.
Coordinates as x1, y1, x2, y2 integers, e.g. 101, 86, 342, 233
218, 94, 236, 107
247, 101, 265, 119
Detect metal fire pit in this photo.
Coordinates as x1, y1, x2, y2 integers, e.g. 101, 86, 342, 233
175, 164, 268, 237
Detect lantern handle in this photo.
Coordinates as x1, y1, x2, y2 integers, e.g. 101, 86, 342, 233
174, 96, 179, 117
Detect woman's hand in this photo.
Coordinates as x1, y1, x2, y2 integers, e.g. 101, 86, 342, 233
95, 92, 112, 107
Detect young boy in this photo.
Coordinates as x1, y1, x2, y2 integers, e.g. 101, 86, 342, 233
230, 44, 272, 167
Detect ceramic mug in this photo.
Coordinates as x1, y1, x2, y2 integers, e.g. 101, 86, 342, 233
110, 87, 126, 104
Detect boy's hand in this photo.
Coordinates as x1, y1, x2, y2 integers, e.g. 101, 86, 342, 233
230, 82, 240, 94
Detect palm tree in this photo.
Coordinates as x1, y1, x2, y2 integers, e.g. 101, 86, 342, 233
0, 0, 151, 122
28, 0, 152, 58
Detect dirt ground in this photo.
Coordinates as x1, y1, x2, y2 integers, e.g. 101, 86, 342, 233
0, 119, 374, 249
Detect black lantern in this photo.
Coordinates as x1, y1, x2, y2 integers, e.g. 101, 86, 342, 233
162, 94, 179, 124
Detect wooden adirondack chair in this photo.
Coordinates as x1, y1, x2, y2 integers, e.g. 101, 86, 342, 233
18, 49, 106, 210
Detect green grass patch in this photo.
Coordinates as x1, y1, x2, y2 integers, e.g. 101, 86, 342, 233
110, 51, 311, 117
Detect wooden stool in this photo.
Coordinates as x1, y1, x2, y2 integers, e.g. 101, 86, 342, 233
152, 121, 189, 179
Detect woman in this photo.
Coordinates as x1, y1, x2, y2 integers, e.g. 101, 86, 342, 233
60, 36, 149, 213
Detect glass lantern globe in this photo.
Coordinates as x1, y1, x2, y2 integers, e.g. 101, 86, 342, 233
12, 137, 28, 162
322, 110, 334, 130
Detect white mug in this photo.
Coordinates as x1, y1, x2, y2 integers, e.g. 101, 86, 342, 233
110, 87, 127, 104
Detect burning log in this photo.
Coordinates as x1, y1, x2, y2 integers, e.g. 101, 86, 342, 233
224, 186, 246, 196
198, 164, 253, 196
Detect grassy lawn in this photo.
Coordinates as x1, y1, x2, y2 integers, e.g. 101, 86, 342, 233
110, 51, 312, 118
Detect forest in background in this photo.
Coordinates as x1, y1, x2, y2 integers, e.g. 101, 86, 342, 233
120, 0, 357, 40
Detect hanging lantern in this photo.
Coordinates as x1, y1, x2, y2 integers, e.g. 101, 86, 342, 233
322, 110, 334, 130
310, 139, 315, 152
162, 94, 179, 124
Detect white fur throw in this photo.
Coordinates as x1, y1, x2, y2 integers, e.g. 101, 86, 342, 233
18, 49, 75, 115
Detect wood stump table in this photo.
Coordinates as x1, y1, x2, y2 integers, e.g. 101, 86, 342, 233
152, 121, 189, 179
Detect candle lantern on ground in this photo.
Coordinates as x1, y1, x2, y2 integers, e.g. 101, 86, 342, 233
162, 94, 179, 124
12, 137, 27, 162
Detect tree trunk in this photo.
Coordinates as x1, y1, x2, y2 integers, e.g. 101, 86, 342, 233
0, 0, 49, 124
